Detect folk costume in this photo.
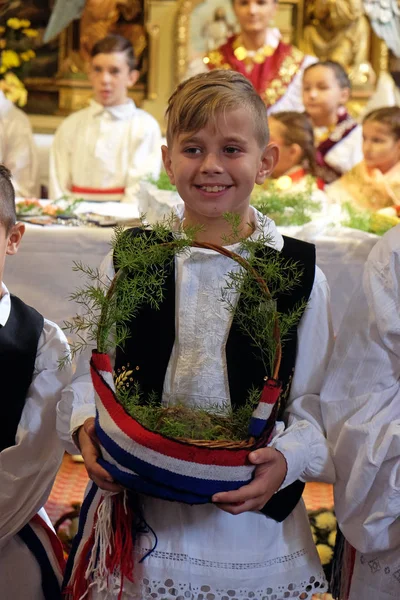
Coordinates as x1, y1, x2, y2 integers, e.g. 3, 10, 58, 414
326, 160, 400, 214
196, 29, 316, 114
0, 283, 72, 599
321, 224, 400, 600
49, 99, 162, 206
58, 210, 335, 599
313, 111, 363, 184
0, 90, 39, 198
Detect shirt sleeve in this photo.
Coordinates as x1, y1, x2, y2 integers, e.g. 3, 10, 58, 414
3, 109, 39, 198
321, 227, 400, 554
57, 252, 116, 453
0, 320, 72, 551
122, 114, 162, 204
48, 118, 73, 200
270, 266, 336, 487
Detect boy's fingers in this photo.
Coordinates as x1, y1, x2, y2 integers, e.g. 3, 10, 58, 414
212, 478, 268, 504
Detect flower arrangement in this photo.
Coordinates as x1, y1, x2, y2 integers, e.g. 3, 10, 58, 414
0, 18, 39, 106
341, 202, 400, 236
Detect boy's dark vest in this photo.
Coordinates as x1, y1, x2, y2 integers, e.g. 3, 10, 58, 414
114, 231, 316, 521
0, 295, 44, 451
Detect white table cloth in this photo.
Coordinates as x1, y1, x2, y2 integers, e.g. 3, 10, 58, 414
4, 222, 379, 333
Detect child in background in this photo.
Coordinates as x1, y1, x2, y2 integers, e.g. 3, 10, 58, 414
49, 34, 161, 207
58, 70, 335, 599
302, 61, 363, 184
321, 223, 400, 600
0, 165, 72, 598
0, 90, 39, 198
327, 106, 400, 215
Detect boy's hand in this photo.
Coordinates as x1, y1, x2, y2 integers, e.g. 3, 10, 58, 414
77, 417, 123, 493
212, 447, 287, 515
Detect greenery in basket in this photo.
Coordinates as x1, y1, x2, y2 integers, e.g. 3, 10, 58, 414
147, 171, 177, 191
251, 179, 321, 226
341, 202, 400, 236
63, 214, 306, 441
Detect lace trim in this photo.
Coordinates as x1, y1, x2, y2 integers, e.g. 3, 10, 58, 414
128, 572, 327, 599
137, 548, 308, 570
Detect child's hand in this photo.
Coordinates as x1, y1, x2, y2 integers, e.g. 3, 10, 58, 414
212, 447, 287, 515
78, 417, 123, 493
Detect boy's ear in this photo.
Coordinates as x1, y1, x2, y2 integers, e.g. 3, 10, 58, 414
128, 69, 140, 87
6, 222, 25, 256
161, 145, 176, 185
256, 143, 279, 185
340, 87, 350, 105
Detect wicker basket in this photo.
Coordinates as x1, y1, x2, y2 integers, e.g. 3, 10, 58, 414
93, 240, 283, 504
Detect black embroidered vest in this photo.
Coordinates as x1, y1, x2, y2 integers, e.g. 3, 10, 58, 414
0, 295, 44, 451
114, 231, 316, 521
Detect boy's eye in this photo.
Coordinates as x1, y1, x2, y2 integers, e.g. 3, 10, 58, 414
224, 146, 240, 154
110, 68, 120, 75
183, 147, 201, 154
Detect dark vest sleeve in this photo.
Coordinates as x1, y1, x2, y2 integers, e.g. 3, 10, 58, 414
0, 295, 44, 451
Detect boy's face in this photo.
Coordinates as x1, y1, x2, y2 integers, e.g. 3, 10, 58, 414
162, 107, 278, 221
233, 0, 277, 36
302, 66, 349, 123
362, 121, 400, 174
88, 52, 139, 107
0, 222, 25, 287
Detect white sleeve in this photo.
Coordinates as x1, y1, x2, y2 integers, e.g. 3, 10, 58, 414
3, 110, 39, 198
57, 252, 116, 453
122, 114, 162, 203
321, 226, 400, 554
270, 266, 336, 487
48, 118, 73, 200
0, 320, 72, 550
325, 125, 364, 175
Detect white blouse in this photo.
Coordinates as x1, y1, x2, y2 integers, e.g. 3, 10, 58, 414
0, 92, 39, 198
0, 283, 72, 597
58, 213, 335, 599
321, 224, 400, 599
49, 99, 162, 206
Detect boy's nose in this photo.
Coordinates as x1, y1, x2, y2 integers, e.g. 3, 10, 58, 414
201, 153, 223, 172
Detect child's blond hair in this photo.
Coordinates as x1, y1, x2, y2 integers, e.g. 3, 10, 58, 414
363, 106, 400, 140
165, 70, 269, 148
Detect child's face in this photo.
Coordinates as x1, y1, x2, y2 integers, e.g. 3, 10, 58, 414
302, 66, 349, 124
362, 121, 400, 174
233, 0, 277, 36
89, 52, 139, 107
268, 118, 302, 178
162, 108, 278, 222
0, 222, 24, 286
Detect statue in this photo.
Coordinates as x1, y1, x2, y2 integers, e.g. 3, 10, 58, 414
302, 0, 371, 81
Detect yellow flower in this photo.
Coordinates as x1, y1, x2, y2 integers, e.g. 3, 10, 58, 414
328, 530, 337, 547
22, 28, 39, 38
0, 72, 27, 107
20, 19, 31, 28
6, 18, 24, 30
0, 40, 6, 50
20, 50, 36, 61
0, 26, 5, 34
314, 511, 337, 532
1, 49, 21, 69
316, 543, 334, 566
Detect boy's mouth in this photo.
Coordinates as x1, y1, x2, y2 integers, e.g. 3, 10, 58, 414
195, 185, 231, 193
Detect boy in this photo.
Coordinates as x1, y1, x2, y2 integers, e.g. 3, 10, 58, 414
0, 89, 39, 197
321, 224, 400, 600
59, 70, 334, 599
0, 165, 72, 599
49, 34, 161, 207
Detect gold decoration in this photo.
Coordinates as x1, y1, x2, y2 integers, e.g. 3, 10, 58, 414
264, 47, 304, 107
114, 367, 134, 391
232, 37, 275, 65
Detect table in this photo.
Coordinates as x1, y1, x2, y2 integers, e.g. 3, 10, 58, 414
4, 223, 379, 333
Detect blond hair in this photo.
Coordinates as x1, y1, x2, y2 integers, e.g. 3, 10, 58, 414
165, 70, 269, 147
363, 106, 400, 140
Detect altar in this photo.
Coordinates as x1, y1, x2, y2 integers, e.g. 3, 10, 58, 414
4, 222, 378, 334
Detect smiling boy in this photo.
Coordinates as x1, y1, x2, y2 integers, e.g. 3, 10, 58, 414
49, 34, 161, 206
60, 71, 335, 599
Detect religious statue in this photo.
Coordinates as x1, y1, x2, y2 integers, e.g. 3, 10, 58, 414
201, 7, 234, 53
302, 1, 370, 77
